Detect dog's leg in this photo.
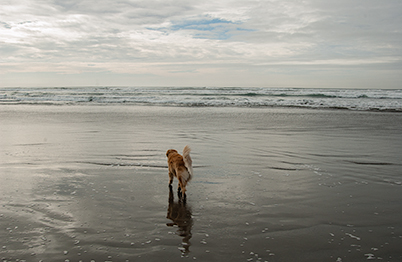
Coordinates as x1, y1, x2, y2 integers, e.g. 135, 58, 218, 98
178, 177, 186, 198
181, 189, 187, 203
168, 171, 174, 185
168, 184, 174, 203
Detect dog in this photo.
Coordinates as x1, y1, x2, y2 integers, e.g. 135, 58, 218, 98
166, 145, 193, 197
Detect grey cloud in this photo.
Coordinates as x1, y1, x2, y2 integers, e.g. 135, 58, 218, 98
1, 0, 401, 87
51, 0, 193, 23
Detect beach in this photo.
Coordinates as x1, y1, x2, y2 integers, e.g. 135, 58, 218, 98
1, 104, 402, 262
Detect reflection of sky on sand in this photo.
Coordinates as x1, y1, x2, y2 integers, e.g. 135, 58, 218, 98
1, 105, 402, 261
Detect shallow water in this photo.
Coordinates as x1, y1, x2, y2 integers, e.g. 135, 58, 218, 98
1, 105, 402, 261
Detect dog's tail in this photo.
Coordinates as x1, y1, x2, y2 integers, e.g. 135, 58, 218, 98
183, 145, 193, 179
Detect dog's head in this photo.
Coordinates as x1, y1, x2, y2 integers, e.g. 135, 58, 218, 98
166, 149, 178, 157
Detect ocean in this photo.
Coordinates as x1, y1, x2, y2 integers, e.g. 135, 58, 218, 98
1, 86, 402, 111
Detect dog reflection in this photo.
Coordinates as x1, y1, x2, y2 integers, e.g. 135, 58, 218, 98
166, 185, 193, 254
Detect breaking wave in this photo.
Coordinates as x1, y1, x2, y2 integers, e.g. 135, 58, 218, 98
1, 86, 401, 111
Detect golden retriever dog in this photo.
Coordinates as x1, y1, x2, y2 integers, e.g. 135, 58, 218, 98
166, 145, 193, 197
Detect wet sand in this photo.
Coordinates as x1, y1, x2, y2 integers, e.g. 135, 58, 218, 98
1, 105, 402, 262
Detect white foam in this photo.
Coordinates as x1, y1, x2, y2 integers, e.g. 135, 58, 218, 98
1, 87, 401, 111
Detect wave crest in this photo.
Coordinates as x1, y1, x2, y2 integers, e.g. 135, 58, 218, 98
1, 87, 401, 111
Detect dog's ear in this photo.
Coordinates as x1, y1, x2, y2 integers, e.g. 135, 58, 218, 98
166, 149, 177, 157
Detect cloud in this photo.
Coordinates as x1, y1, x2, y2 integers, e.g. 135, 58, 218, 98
1, 0, 401, 88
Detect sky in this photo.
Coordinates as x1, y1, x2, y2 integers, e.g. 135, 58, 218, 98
1, 0, 402, 88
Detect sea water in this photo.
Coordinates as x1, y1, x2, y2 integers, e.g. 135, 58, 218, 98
1, 86, 401, 111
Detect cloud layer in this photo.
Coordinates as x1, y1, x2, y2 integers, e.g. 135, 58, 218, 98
1, 0, 402, 87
